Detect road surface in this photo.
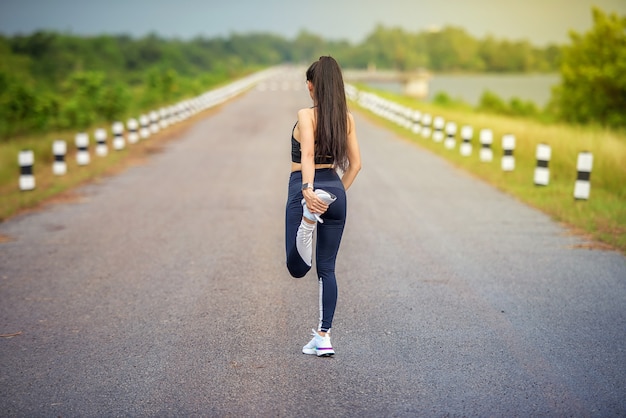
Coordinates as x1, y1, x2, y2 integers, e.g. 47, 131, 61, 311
1, 68, 625, 417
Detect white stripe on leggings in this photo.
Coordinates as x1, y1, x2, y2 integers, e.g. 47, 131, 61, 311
318, 277, 323, 332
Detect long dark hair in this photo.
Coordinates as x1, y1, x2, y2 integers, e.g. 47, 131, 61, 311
306, 56, 348, 172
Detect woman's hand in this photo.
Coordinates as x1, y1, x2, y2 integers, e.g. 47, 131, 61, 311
302, 188, 329, 215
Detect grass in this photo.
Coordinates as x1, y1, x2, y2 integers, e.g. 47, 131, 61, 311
0, 69, 268, 223
2, 79, 624, 254
350, 84, 626, 254
0, 107, 222, 224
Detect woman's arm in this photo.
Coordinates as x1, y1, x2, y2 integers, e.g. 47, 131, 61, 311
341, 113, 362, 191
298, 108, 315, 187
298, 109, 328, 214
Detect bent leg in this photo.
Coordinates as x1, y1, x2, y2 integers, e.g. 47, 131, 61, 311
285, 174, 311, 278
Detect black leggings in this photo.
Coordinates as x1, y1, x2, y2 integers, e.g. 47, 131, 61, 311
285, 168, 347, 332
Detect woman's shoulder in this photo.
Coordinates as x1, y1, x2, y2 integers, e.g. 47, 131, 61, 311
297, 108, 315, 124
347, 111, 355, 133
297, 107, 315, 117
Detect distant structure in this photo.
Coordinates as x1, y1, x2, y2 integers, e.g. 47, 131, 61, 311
402, 69, 432, 100
343, 68, 432, 100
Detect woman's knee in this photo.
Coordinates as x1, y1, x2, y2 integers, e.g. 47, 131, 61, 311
287, 253, 311, 278
288, 266, 308, 278
316, 267, 336, 282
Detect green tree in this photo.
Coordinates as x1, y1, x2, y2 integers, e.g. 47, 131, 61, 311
425, 27, 483, 71
478, 37, 533, 72
98, 82, 131, 121
292, 30, 327, 63
60, 72, 105, 129
0, 24, 567, 141
477, 90, 508, 114
142, 68, 180, 107
553, 7, 626, 127
508, 97, 538, 117
59, 71, 129, 129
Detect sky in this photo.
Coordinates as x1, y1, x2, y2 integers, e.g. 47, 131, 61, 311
1, 0, 625, 46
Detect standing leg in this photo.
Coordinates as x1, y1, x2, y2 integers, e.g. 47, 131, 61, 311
314, 182, 346, 332
315, 220, 345, 332
301, 184, 346, 356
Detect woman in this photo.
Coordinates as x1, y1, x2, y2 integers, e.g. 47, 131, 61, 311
285, 56, 361, 357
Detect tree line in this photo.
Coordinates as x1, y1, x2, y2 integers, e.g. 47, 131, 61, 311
468, 7, 624, 128
0, 32, 287, 140
0, 6, 623, 141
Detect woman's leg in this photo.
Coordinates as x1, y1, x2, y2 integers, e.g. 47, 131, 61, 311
296, 189, 336, 267
286, 172, 338, 277
314, 183, 346, 333
285, 172, 311, 278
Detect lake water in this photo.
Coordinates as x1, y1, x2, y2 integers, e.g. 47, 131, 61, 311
367, 73, 560, 107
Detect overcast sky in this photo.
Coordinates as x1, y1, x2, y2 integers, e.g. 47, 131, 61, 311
1, 0, 625, 46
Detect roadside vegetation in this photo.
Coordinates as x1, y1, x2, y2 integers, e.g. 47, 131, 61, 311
0, 7, 623, 251
351, 85, 626, 253
393, 7, 624, 252
0, 9, 569, 143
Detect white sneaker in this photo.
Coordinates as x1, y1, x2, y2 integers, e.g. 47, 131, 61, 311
302, 329, 335, 357
301, 189, 336, 223
302, 332, 317, 355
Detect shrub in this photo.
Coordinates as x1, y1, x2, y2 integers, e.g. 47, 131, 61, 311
477, 90, 507, 114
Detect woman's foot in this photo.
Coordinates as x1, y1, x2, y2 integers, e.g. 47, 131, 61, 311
301, 189, 336, 223
296, 189, 336, 265
302, 329, 335, 357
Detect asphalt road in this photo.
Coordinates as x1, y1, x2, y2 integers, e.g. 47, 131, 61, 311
1, 68, 625, 417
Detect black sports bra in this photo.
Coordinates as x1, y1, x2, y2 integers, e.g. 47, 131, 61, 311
291, 122, 334, 165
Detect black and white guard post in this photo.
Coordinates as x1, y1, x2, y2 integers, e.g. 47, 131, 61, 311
159, 108, 169, 129
479, 129, 493, 162
574, 151, 593, 200
460, 125, 473, 156
171, 105, 179, 124
139, 114, 150, 139
501, 134, 515, 171
534, 143, 551, 186
150, 111, 160, 134
18, 150, 35, 191
52, 140, 67, 175
75, 132, 90, 166
95, 128, 108, 156
401, 107, 412, 130
112, 121, 125, 150
127, 118, 139, 144
411, 110, 422, 134
444, 122, 457, 149
421, 114, 432, 138
432, 116, 445, 142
